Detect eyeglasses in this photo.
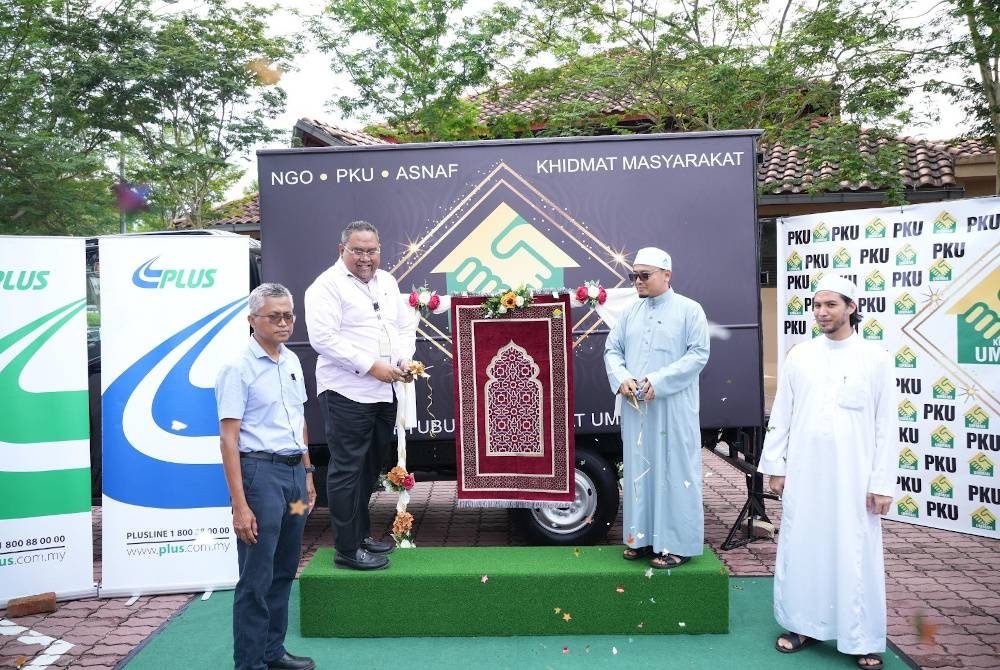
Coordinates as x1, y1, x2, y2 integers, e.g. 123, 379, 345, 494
252, 312, 295, 324
345, 247, 381, 258
628, 271, 658, 282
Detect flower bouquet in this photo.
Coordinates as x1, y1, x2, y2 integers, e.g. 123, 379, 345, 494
392, 511, 415, 548
483, 286, 534, 318
408, 284, 441, 317
573, 280, 607, 308
381, 466, 417, 547
381, 465, 416, 493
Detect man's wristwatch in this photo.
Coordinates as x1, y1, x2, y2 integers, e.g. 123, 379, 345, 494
304, 465, 316, 474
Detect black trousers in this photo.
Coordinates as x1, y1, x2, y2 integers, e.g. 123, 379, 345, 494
320, 390, 396, 553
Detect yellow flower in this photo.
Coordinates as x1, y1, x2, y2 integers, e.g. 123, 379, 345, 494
500, 292, 518, 308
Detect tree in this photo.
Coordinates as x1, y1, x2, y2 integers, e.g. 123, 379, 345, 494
0, 0, 297, 235
308, 0, 522, 141
128, 1, 296, 227
0, 0, 151, 235
933, 1, 1000, 193
498, 0, 923, 201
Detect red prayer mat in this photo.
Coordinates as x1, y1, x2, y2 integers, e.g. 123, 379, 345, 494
451, 294, 575, 507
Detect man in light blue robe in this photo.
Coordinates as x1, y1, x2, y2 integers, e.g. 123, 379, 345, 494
604, 247, 710, 568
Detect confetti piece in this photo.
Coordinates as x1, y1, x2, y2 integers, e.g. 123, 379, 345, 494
585, 516, 594, 525
678, 622, 686, 627
288, 499, 308, 515
573, 547, 581, 557
585, 645, 592, 654
644, 568, 654, 578
684, 480, 691, 488
626, 533, 635, 544
15, 658, 27, 670
637, 621, 644, 628
481, 575, 489, 583
612, 646, 618, 655
636, 532, 645, 539
914, 612, 939, 645
246, 58, 282, 85
554, 607, 561, 614
615, 585, 625, 593
562, 647, 569, 654
563, 613, 572, 622
649, 597, 656, 604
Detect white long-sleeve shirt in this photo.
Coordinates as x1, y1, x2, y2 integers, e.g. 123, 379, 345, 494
304, 259, 417, 403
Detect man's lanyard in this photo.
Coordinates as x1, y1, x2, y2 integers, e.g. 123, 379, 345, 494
349, 272, 391, 358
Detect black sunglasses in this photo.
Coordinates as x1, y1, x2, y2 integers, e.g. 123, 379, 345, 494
628, 271, 658, 282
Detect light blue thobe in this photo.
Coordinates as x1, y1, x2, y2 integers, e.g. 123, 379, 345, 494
604, 288, 710, 557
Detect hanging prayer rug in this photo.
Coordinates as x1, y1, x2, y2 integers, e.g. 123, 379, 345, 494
451, 294, 575, 507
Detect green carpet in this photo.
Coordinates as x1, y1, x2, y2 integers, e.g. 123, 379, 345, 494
122, 578, 916, 670
300, 545, 728, 637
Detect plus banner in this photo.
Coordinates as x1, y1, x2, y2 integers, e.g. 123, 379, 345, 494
99, 236, 246, 597
0, 237, 95, 606
778, 198, 1000, 538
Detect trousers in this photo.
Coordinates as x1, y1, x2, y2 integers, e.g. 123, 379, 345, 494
321, 390, 396, 553
233, 458, 308, 670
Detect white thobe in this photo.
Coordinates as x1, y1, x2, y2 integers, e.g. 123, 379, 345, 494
604, 289, 710, 557
759, 333, 896, 654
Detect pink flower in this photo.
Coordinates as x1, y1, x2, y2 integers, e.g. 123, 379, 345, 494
403, 473, 416, 490
408, 292, 419, 307
575, 286, 589, 302
598, 287, 607, 304
428, 294, 440, 310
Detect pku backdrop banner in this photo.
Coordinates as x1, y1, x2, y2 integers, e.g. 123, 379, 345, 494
99, 236, 247, 596
778, 197, 999, 539
0, 236, 95, 606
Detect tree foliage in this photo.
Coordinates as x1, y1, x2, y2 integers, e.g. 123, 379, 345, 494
500, 0, 921, 200
309, 0, 521, 141
0, 0, 297, 236
933, 0, 1000, 193
318, 0, 930, 202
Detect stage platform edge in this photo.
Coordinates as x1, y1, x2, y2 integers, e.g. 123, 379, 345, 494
299, 545, 729, 637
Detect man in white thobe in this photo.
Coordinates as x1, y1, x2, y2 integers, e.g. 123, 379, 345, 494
759, 275, 895, 670
604, 247, 710, 569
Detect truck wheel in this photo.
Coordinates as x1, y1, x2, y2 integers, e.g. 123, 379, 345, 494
512, 448, 619, 545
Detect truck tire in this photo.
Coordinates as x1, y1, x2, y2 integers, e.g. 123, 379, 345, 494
511, 447, 619, 545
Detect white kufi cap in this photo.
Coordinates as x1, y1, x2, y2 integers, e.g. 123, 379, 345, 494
814, 274, 857, 301
633, 247, 672, 270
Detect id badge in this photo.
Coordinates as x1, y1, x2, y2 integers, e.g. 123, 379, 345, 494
379, 329, 391, 357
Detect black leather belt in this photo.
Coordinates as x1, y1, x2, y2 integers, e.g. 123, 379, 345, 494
239, 451, 302, 466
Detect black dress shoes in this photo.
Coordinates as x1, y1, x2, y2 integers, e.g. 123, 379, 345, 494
266, 651, 316, 670
362, 536, 395, 554
334, 548, 390, 570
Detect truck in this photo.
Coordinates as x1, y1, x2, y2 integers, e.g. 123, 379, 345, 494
257, 131, 765, 545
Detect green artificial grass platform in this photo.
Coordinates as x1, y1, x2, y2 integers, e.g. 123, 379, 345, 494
299, 545, 729, 637
123, 578, 918, 670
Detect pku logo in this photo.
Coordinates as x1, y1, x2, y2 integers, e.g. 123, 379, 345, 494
132, 256, 216, 289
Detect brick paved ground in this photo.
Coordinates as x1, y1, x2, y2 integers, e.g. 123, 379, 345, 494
1, 451, 997, 669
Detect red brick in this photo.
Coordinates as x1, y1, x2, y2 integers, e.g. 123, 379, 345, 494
5, 592, 56, 617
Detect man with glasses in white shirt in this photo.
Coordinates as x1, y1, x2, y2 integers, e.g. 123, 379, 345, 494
304, 221, 417, 570
604, 247, 710, 571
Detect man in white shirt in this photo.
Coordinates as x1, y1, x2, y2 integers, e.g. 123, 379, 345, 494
304, 221, 417, 570
759, 275, 895, 670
